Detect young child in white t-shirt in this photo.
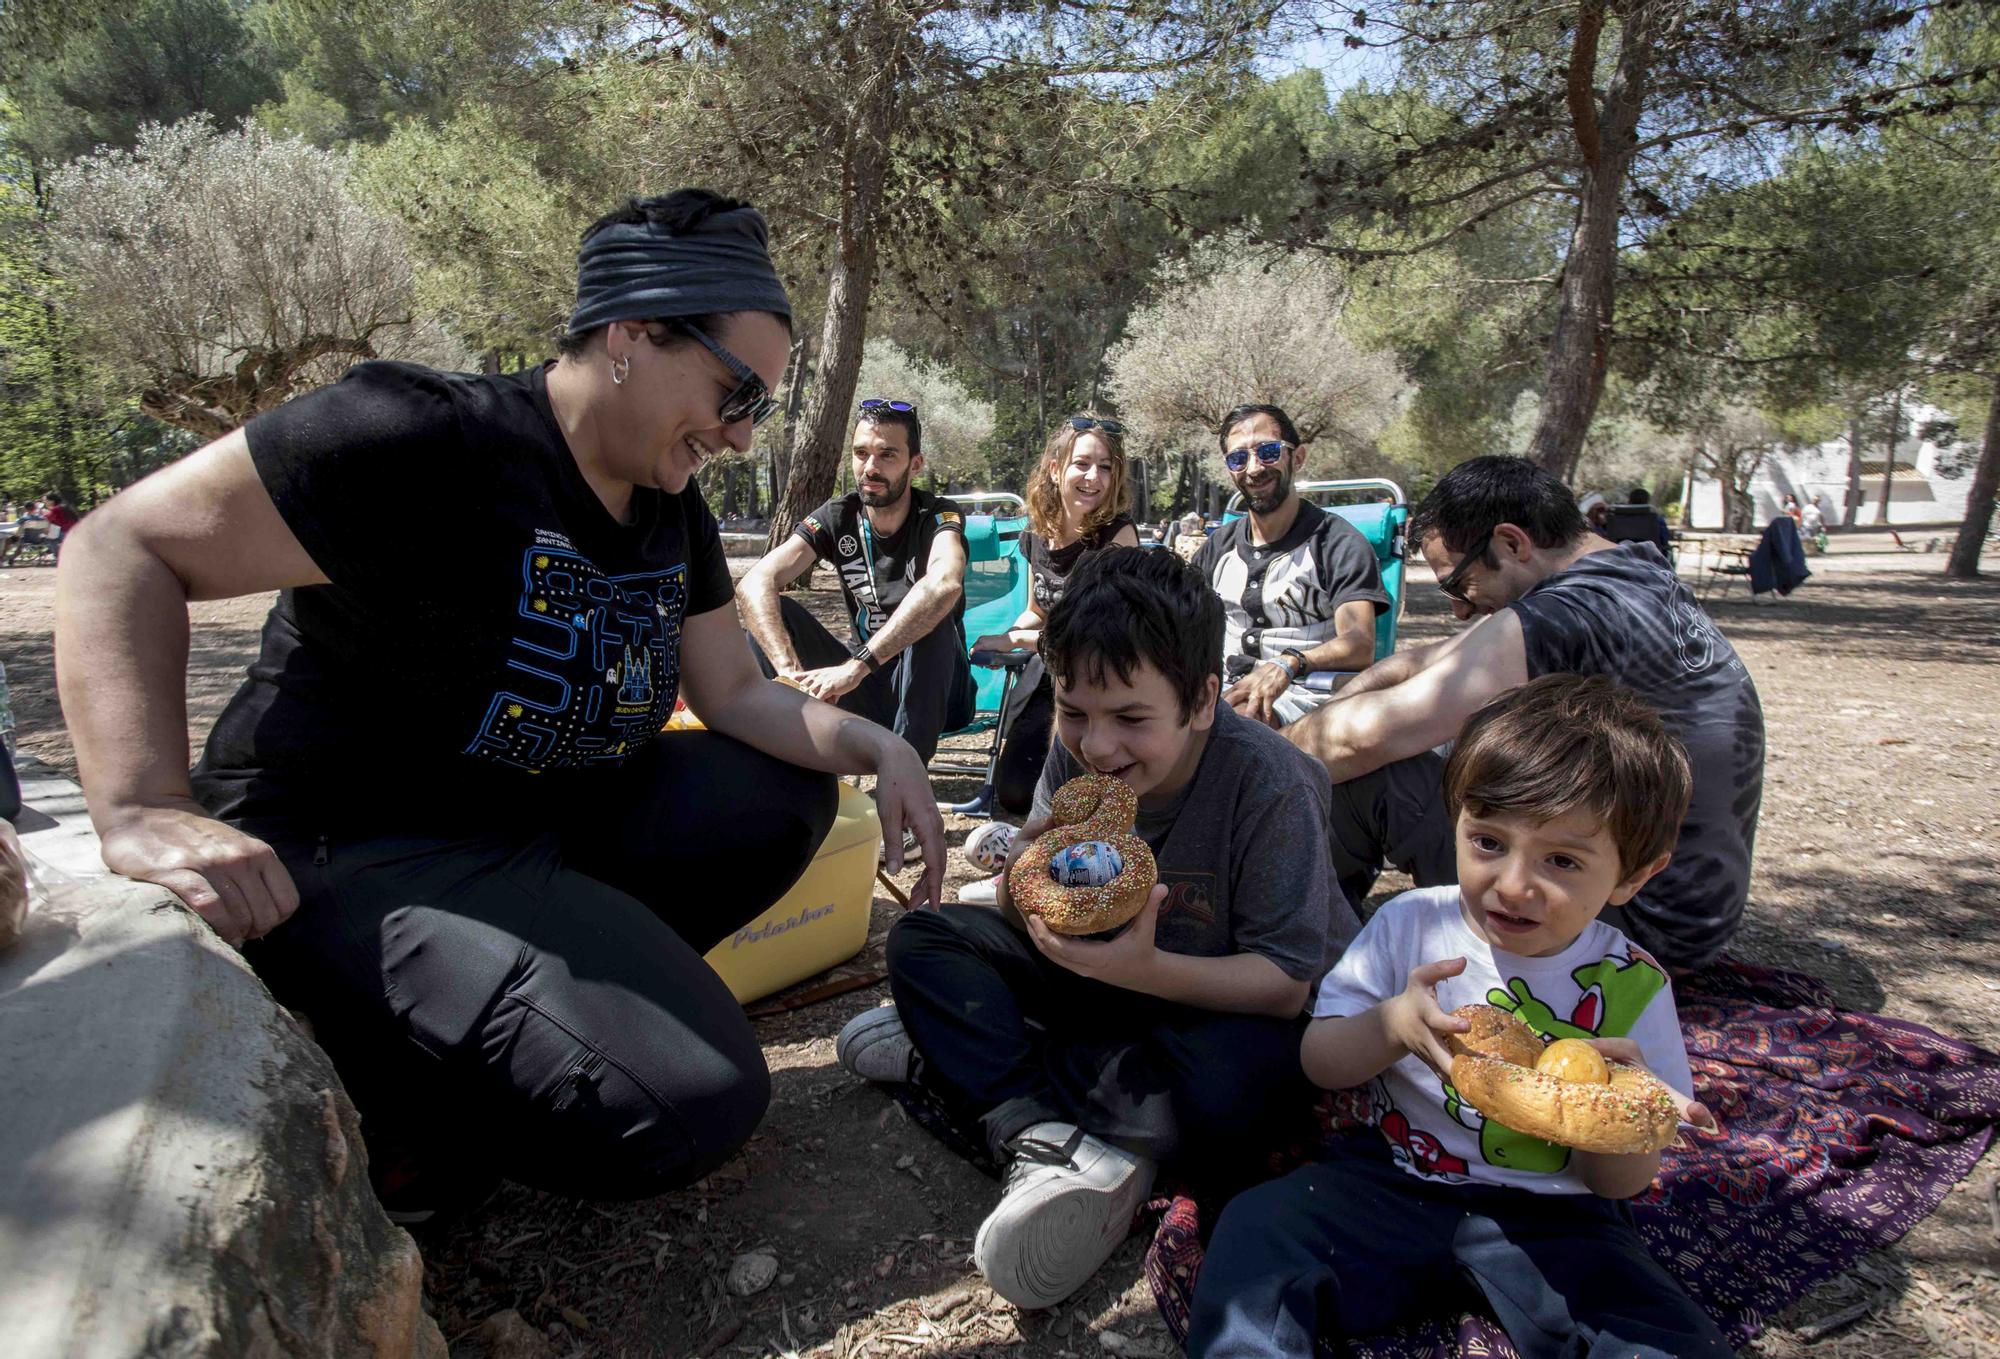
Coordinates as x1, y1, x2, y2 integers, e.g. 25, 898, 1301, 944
1188, 673, 1732, 1359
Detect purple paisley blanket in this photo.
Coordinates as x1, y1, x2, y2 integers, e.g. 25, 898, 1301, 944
1143, 961, 2000, 1356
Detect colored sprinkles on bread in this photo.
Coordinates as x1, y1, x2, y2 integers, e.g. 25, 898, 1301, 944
1009, 774, 1158, 934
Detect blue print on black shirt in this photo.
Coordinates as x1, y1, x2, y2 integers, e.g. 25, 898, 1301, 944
466, 546, 688, 771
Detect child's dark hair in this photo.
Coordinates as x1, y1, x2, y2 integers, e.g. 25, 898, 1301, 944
1041, 547, 1221, 722
1443, 674, 1692, 877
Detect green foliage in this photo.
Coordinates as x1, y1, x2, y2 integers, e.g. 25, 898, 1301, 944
7, 0, 277, 165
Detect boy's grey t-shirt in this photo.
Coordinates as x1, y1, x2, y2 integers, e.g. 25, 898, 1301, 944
1505, 543, 1766, 968
1032, 699, 1355, 984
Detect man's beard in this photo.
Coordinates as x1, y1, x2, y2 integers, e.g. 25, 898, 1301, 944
858, 468, 912, 508
1240, 460, 1292, 515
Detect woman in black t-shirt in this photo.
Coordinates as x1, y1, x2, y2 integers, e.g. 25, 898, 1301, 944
969, 416, 1139, 825
53, 190, 946, 1216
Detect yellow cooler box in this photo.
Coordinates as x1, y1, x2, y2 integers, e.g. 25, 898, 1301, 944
703, 781, 881, 1003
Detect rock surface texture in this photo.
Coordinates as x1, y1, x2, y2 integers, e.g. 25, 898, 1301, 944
0, 857, 446, 1358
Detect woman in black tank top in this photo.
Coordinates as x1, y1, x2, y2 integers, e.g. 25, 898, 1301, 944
969, 416, 1140, 825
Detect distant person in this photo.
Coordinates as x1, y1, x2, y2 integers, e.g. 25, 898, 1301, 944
1579, 492, 1609, 534
969, 415, 1138, 824
1800, 496, 1826, 553
1190, 404, 1388, 728
1626, 486, 1673, 557
1782, 493, 1802, 529
1285, 457, 1766, 972
40, 492, 78, 535
739, 399, 972, 770
1172, 511, 1206, 563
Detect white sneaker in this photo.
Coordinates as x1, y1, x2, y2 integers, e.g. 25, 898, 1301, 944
957, 874, 1001, 906
835, 1004, 916, 1084
973, 1123, 1156, 1310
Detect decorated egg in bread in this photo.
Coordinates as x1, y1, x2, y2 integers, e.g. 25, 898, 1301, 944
1048, 841, 1125, 888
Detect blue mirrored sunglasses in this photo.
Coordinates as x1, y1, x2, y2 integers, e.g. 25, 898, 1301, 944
860, 397, 916, 413
1224, 440, 1292, 473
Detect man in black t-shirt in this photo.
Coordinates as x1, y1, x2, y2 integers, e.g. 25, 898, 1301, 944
742, 403, 972, 763
1190, 404, 1388, 729
1284, 456, 1765, 971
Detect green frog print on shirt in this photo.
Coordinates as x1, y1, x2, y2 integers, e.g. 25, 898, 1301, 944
1442, 954, 1669, 1173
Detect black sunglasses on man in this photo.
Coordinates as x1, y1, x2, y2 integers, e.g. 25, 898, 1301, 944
1435, 530, 1494, 605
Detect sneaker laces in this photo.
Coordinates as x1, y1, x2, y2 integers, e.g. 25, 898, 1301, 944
1004, 1125, 1087, 1174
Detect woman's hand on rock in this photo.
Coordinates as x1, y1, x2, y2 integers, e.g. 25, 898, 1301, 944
97, 801, 299, 946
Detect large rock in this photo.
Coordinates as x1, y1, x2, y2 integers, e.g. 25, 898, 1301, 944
0, 863, 446, 1358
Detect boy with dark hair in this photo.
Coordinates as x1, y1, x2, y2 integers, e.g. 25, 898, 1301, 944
1288, 454, 1764, 972
1189, 674, 1729, 1359
838, 547, 1356, 1309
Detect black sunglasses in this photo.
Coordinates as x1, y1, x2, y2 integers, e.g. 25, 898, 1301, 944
860, 397, 916, 413
1068, 416, 1125, 435
1223, 439, 1292, 473
1436, 530, 1494, 604
675, 322, 776, 426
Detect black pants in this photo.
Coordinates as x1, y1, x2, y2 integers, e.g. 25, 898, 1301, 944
887, 905, 1310, 1186
1187, 1137, 1732, 1359
993, 675, 1054, 817
244, 732, 838, 1201
1327, 750, 1458, 917
751, 595, 971, 764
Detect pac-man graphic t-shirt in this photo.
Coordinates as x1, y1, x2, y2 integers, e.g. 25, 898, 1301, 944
191, 361, 734, 833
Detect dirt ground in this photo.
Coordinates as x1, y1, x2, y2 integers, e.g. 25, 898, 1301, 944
3, 532, 1996, 1358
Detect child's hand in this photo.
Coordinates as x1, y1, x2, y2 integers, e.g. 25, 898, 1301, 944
1585, 1038, 1718, 1131
1024, 883, 1165, 991
1385, 957, 1472, 1075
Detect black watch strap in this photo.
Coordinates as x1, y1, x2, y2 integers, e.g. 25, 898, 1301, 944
853, 643, 882, 673
1281, 647, 1311, 679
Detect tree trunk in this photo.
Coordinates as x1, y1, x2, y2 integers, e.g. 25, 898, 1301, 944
1945, 369, 1998, 579
767, 75, 897, 552
1875, 392, 1902, 526
1844, 413, 1865, 527
1527, 2, 1659, 477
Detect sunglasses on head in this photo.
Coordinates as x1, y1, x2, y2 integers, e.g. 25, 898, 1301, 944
1067, 416, 1125, 435
1436, 529, 1494, 604
860, 397, 916, 414
674, 322, 776, 426
1223, 440, 1293, 473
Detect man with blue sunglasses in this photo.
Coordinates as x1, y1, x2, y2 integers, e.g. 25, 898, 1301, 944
1190, 405, 1389, 729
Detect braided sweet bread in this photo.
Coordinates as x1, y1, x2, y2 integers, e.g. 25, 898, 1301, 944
1007, 774, 1158, 935
1446, 1004, 1682, 1155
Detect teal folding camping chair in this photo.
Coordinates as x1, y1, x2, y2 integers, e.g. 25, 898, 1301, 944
929, 492, 1034, 816
1220, 478, 1410, 684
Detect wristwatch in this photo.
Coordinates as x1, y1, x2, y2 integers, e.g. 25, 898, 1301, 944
852, 643, 882, 673
1280, 648, 1312, 681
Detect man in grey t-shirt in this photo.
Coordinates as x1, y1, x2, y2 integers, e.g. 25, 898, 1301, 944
1284, 456, 1764, 970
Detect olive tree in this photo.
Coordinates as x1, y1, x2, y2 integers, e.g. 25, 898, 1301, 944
48, 116, 465, 436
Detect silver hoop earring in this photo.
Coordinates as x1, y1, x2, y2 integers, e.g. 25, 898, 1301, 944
610, 355, 630, 386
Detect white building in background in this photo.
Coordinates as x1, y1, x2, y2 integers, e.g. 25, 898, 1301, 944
1682, 399, 1976, 530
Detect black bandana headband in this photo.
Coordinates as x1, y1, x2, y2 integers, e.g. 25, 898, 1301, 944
567, 205, 792, 337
